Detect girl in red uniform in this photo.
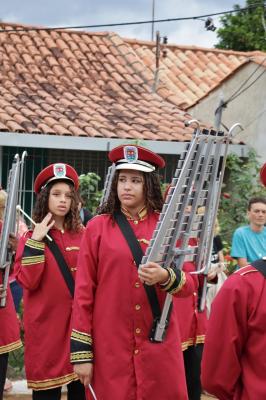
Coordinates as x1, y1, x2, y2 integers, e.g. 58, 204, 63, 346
14, 163, 85, 400
70, 145, 196, 400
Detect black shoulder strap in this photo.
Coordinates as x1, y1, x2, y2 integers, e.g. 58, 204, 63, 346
251, 259, 266, 278
45, 237, 75, 298
114, 210, 161, 320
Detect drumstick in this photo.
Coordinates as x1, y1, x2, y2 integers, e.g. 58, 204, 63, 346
16, 205, 53, 242
88, 384, 97, 400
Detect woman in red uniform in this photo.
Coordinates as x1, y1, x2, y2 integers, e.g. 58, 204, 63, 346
14, 163, 85, 400
201, 164, 266, 399
70, 145, 196, 400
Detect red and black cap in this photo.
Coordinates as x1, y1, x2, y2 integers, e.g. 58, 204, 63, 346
34, 163, 79, 194
260, 163, 266, 187
108, 145, 165, 173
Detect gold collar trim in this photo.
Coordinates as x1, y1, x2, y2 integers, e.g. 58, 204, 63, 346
121, 206, 148, 222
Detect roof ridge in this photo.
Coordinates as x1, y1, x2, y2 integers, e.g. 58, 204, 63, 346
1, 21, 265, 59
0, 21, 113, 37
125, 36, 266, 57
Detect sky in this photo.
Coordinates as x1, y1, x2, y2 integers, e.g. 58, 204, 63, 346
1, 0, 247, 48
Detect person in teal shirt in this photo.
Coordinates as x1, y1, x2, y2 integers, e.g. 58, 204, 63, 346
231, 197, 266, 268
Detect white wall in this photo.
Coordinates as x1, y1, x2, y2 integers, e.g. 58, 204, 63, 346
188, 62, 266, 164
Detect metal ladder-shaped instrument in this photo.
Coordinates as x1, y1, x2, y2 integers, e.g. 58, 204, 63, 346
142, 121, 241, 342
99, 163, 115, 208
0, 151, 27, 307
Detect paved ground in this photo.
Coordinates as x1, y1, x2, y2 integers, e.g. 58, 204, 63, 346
4, 393, 215, 399
3, 380, 216, 399
4, 396, 214, 400
4, 396, 67, 399
3, 380, 67, 399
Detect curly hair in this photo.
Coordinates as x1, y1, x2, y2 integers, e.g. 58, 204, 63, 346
0, 190, 7, 220
98, 170, 164, 216
32, 180, 82, 232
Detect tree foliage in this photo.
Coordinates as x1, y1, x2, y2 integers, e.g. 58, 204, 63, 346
78, 172, 102, 213
215, 0, 266, 51
218, 149, 266, 244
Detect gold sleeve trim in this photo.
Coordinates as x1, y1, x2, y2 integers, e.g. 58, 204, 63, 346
66, 247, 80, 251
71, 329, 92, 345
26, 238, 45, 250
196, 334, 205, 344
22, 255, 45, 266
181, 335, 205, 351
161, 268, 176, 291
169, 271, 186, 294
181, 338, 195, 351
71, 351, 93, 363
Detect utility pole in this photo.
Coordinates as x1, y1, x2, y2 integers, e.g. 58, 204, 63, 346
152, 31, 168, 93
152, 31, 161, 93
151, 0, 155, 41
214, 97, 225, 131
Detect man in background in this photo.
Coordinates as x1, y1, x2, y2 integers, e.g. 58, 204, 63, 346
231, 196, 266, 267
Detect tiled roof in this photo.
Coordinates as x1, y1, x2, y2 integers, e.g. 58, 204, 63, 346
127, 38, 266, 109
1, 22, 262, 142
0, 22, 196, 142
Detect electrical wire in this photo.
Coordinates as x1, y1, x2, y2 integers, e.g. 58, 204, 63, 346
0, 3, 265, 33
228, 57, 266, 102
244, 108, 266, 130
228, 67, 266, 104
215, 56, 266, 116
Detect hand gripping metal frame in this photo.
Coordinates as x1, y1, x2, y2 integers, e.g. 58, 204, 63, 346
141, 121, 242, 342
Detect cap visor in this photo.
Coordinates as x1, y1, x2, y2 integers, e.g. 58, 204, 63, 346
115, 163, 154, 173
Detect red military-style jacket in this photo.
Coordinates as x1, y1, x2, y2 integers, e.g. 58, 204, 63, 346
0, 283, 22, 355
202, 265, 266, 400
174, 237, 207, 351
0, 220, 22, 355
14, 227, 83, 391
71, 210, 196, 400
174, 262, 207, 351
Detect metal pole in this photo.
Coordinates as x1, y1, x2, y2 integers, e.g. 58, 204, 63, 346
152, 31, 160, 93
214, 97, 224, 131
151, 0, 155, 41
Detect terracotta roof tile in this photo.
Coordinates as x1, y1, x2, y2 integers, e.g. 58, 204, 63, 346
0, 121, 8, 131
68, 125, 87, 137
82, 126, 102, 137
3, 21, 253, 143
98, 127, 117, 138
6, 120, 25, 132
126, 38, 265, 109
36, 123, 56, 134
